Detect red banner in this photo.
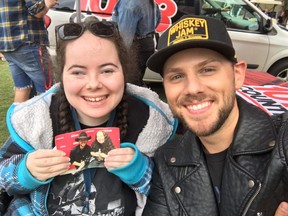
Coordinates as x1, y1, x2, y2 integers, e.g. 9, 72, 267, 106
238, 71, 288, 115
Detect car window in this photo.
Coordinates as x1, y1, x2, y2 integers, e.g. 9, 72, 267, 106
173, 0, 260, 32
54, 0, 76, 11
203, 0, 260, 31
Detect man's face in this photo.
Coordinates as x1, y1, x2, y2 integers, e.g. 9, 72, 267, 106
163, 48, 245, 137
79, 139, 88, 149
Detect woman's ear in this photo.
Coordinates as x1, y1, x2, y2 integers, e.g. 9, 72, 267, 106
234, 60, 247, 90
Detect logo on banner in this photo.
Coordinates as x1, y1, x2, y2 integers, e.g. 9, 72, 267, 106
237, 85, 288, 115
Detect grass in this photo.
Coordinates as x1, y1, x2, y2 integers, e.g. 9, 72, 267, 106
0, 61, 14, 146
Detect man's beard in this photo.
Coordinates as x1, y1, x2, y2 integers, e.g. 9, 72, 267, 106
173, 93, 236, 137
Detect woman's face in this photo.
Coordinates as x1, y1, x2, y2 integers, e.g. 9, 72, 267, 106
96, 131, 105, 144
63, 32, 125, 126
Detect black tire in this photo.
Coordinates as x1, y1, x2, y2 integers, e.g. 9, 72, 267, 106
268, 59, 288, 82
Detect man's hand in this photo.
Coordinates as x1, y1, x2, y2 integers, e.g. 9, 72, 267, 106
26, 149, 70, 181
104, 147, 135, 170
77, 161, 85, 170
275, 202, 288, 216
45, 0, 59, 9
35, 0, 59, 18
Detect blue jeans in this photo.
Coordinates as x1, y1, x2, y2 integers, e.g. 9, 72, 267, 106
3, 43, 52, 94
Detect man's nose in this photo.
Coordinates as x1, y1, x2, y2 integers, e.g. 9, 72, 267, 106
183, 74, 205, 95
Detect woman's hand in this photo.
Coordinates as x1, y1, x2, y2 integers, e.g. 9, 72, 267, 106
104, 147, 135, 170
26, 149, 70, 181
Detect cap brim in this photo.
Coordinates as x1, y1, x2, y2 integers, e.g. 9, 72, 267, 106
147, 40, 235, 75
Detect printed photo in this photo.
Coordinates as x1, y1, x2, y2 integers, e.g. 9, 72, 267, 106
55, 127, 120, 175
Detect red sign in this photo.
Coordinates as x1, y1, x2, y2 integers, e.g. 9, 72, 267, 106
76, 0, 178, 32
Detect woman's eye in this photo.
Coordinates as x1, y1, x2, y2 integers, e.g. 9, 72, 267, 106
71, 71, 85, 76
102, 69, 114, 74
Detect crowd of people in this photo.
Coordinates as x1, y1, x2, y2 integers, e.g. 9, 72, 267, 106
1, 1, 288, 215
263, 7, 288, 27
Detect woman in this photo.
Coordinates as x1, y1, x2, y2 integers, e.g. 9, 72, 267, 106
91, 130, 115, 162
0, 18, 177, 215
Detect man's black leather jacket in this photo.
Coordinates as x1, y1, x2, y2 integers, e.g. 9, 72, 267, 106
144, 98, 288, 216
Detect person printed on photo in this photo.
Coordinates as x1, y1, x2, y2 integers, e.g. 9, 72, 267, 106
91, 130, 115, 162
70, 132, 92, 170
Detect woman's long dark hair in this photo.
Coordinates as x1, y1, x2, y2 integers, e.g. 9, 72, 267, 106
91, 131, 115, 154
55, 17, 138, 139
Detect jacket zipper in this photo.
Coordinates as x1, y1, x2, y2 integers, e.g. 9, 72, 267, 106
241, 182, 262, 216
179, 166, 189, 216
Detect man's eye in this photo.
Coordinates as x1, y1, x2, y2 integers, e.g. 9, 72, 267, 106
170, 74, 183, 80
201, 67, 215, 73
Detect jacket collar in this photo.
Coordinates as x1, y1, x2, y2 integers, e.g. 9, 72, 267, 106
229, 97, 276, 154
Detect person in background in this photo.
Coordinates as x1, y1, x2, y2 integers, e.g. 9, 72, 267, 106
277, 8, 288, 26
143, 15, 288, 215
0, 18, 177, 215
263, 8, 271, 17
112, 0, 161, 86
0, 0, 55, 103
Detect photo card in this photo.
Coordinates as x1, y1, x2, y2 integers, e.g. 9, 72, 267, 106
55, 127, 120, 175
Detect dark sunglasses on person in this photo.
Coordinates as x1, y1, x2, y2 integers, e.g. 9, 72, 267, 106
55, 20, 119, 41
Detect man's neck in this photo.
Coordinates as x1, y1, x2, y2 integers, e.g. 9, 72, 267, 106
200, 130, 234, 154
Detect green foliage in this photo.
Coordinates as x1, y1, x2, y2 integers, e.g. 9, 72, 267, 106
0, 61, 13, 147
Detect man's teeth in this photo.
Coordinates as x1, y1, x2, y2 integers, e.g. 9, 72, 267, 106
187, 101, 210, 110
85, 96, 106, 102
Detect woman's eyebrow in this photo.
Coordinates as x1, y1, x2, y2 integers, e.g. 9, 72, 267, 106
67, 64, 86, 71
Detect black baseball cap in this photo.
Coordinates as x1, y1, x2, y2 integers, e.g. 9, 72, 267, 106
147, 15, 237, 75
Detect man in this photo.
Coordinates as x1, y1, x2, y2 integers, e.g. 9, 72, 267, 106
143, 15, 288, 215
70, 132, 92, 170
112, 0, 161, 86
0, 0, 56, 102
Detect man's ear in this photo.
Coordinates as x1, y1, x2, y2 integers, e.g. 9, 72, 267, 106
234, 60, 246, 90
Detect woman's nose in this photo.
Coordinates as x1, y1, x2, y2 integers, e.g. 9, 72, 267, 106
86, 75, 102, 90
